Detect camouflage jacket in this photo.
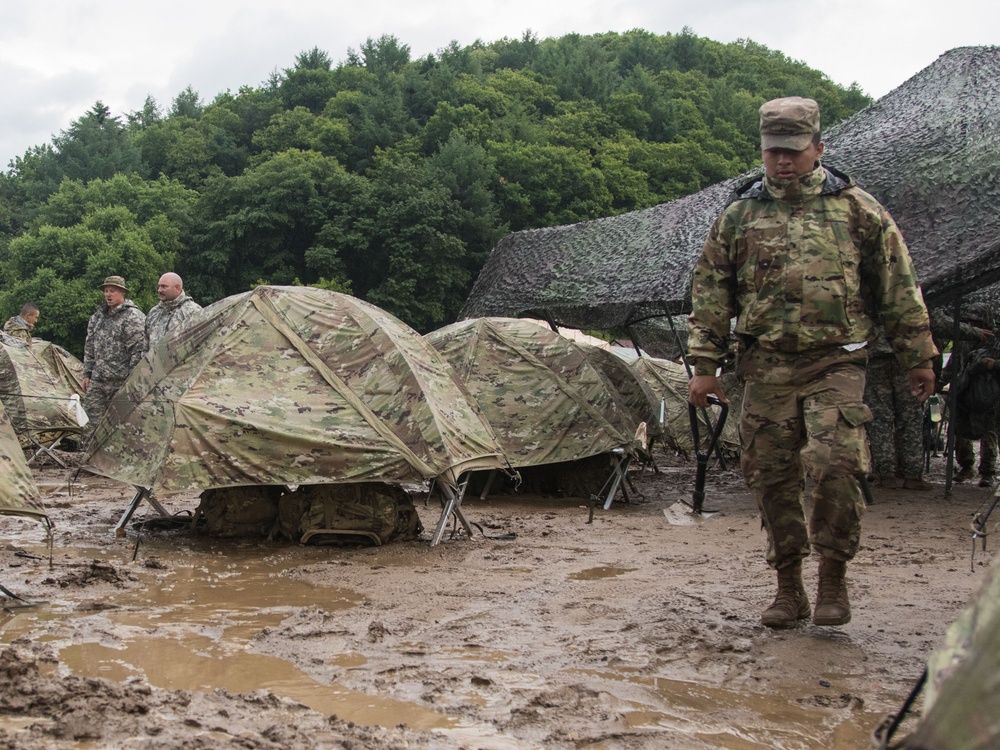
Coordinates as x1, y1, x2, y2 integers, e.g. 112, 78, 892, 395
688, 164, 937, 375
3, 316, 33, 345
145, 294, 202, 351
83, 300, 147, 381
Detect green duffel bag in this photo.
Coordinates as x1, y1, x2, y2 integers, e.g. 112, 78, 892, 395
196, 485, 283, 538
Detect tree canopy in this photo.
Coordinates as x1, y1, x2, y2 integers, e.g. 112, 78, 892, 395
0, 28, 870, 353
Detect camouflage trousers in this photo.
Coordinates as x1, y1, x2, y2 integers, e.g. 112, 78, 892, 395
956, 432, 998, 476
739, 345, 871, 568
864, 354, 925, 480
82, 378, 125, 446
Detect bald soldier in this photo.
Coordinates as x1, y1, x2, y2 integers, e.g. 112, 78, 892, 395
145, 272, 202, 351
687, 97, 937, 628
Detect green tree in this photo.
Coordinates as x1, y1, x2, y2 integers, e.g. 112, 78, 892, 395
189, 149, 367, 299
251, 107, 350, 162
489, 140, 613, 229
1, 196, 174, 353
52, 102, 145, 183
361, 150, 474, 330
171, 86, 205, 119
360, 35, 411, 76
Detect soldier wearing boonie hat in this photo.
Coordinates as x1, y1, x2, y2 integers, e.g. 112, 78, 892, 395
82, 274, 146, 446
687, 96, 938, 629
99, 275, 129, 291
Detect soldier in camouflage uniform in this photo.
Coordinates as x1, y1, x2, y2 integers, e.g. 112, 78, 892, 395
3, 303, 39, 346
688, 97, 937, 628
941, 302, 999, 486
865, 306, 993, 488
864, 328, 929, 489
145, 272, 202, 351
82, 276, 146, 445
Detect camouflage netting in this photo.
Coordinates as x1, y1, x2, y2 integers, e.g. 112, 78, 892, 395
461, 46, 1000, 341
82, 286, 506, 497
0, 400, 47, 524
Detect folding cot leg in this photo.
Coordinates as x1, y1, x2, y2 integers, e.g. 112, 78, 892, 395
429, 480, 473, 546
114, 487, 171, 537
603, 449, 632, 510
479, 470, 497, 501
28, 435, 69, 468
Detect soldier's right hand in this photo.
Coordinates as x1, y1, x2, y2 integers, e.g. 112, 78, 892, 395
688, 375, 728, 408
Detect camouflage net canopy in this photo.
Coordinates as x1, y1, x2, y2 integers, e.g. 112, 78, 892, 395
83, 287, 506, 497
462, 46, 1000, 346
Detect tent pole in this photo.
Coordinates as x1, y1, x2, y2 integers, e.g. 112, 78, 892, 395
944, 298, 963, 499
625, 324, 643, 358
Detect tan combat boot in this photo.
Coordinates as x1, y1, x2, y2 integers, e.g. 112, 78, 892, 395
761, 560, 811, 628
813, 558, 851, 626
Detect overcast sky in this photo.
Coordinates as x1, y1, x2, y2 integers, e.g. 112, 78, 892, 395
1, 0, 996, 169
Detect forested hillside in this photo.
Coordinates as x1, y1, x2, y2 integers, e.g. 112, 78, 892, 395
0, 29, 869, 354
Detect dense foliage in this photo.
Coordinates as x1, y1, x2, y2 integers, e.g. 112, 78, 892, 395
0, 29, 869, 354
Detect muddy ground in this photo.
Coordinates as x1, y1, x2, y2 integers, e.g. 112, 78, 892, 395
0, 447, 997, 749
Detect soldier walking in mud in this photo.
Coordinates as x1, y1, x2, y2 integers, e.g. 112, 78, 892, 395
687, 97, 937, 628
82, 276, 146, 445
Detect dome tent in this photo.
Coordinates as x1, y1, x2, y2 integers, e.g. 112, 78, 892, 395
82, 286, 506, 544
0, 333, 86, 464
0, 400, 48, 527
426, 317, 637, 504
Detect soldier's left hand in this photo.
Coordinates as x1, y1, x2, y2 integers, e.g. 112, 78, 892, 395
909, 367, 935, 403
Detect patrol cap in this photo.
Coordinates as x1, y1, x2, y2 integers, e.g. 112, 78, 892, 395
99, 275, 129, 292
964, 302, 994, 328
759, 96, 820, 151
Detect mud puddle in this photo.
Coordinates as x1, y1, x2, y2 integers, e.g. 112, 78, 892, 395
0, 543, 464, 732
575, 668, 883, 748
2, 457, 992, 748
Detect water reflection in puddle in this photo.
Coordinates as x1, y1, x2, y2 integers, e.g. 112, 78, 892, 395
574, 668, 885, 749
0, 546, 460, 732
568, 566, 636, 580
61, 638, 457, 731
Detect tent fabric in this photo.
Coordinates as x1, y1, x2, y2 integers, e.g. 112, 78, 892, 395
578, 344, 663, 441
0, 400, 46, 523
82, 286, 506, 496
0, 333, 86, 439
425, 318, 634, 469
903, 553, 1000, 749
460, 46, 1000, 335
33, 339, 86, 397
620, 354, 738, 453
